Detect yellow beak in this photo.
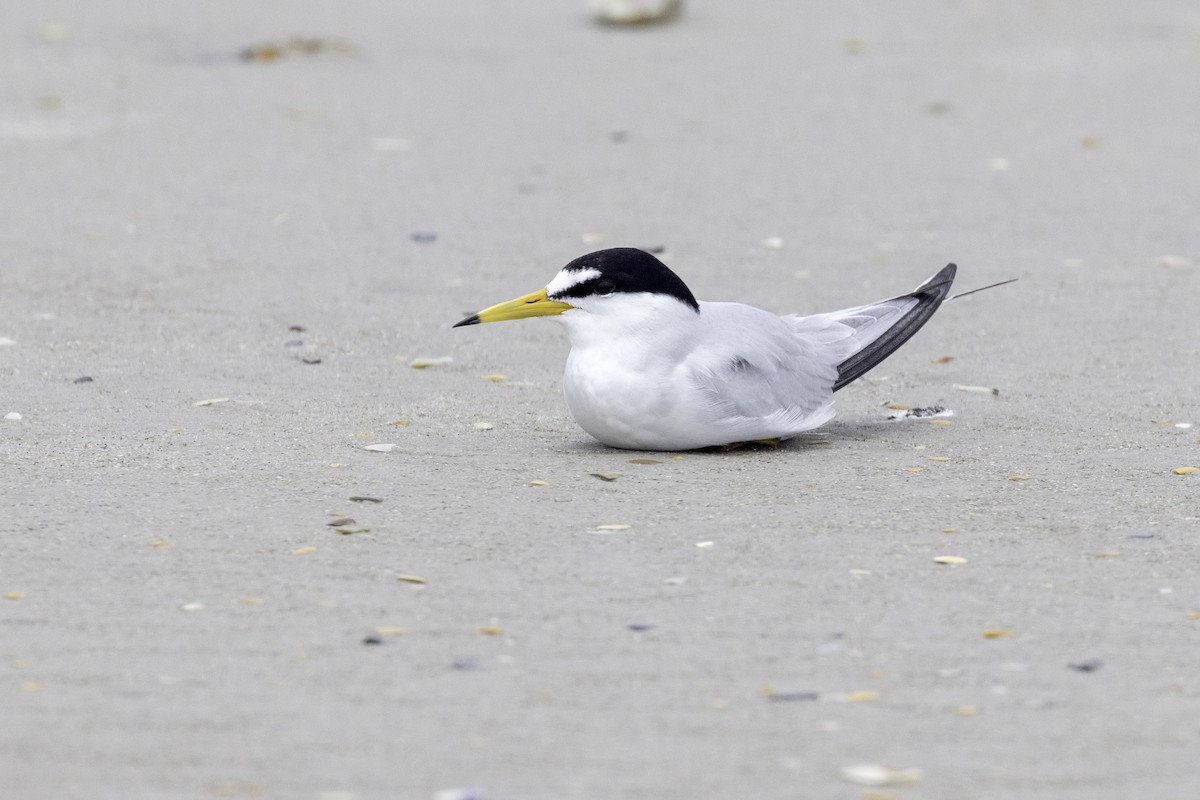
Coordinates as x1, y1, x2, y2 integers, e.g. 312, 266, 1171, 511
453, 288, 574, 327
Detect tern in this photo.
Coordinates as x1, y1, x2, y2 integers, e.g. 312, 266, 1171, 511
454, 248, 958, 451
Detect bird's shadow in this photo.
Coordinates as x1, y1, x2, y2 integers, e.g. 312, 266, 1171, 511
563, 420, 893, 457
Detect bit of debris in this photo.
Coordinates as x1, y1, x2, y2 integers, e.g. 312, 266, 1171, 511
1159, 254, 1192, 268
1009, 475, 1031, 481
887, 405, 952, 420
1068, 659, 1104, 673
349, 496, 383, 503
596, 523, 632, 531
627, 624, 656, 632
192, 398, 230, 407
628, 458, 662, 465
292, 546, 317, 555
767, 691, 819, 703
73, 376, 93, 384
593, 0, 682, 26
477, 626, 503, 636
933, 555, 968, 565
363, 443, 397, 452
326, 517, 355, 527
409, 357, 453, 369
1172, 467, 1200, 475
482, 374, 508, 382
410, 231, 437, 243
3, 412, 21, 421
840, 764, 923, 787
240, 37, 356, 63
396, 574, 427, 584
472, 422, 494, 431
333, 527, 371, 535
590, 471, 622, 481
528, 480, 548, 487
953, 384, 1000, 396
374, 626, 406, 636
931, 355, 955, 364
983, 629, 1012, 639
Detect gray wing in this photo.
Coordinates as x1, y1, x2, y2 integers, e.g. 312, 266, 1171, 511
686, 303, 854, 430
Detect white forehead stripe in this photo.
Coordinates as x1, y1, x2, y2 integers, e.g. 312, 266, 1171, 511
546, 267, 601, 297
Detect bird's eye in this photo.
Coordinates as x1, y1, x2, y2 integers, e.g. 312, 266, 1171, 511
594, 279, 616, 295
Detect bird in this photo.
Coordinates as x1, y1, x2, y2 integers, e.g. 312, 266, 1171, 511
454, 247, 957, 451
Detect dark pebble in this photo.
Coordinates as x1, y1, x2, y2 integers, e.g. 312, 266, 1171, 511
627, 624, 656, 632
1068, 659, 1104, 673
411, 231, 437, 243
362, 636, 383, 646
767, 692, 820, 703
301, 357, 322, 364
74, 376, 94, 384
288, 325, 306, 332
284, 339, 304, 347
349, 496, 384, 503
610, 130, 629, 143
452, 658, 482, 671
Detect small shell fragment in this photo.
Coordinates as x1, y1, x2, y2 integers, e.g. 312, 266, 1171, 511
933, 555, 968, 565
409, 357, 453, 369
477, 626, 503, 636
0, 337, 16, 347
931, 355, 955, 364
904, 467, 924, 473
528, 480, 548, 487
4, 412, 21, 420
192, 398, 230, 407
840, 764, 923, 787
180, 602, 205, 611
1008, 474, 1031, 481
333, 526, 371, 535
363, 443, 397, 452
695, 541, 714, 548
590, 471, 622, 481
1172, 467, 1200, 475
472, 422, 494, 431
4, 591, 23, 600
928, 456, 951, 462
292, 546, 317, 555
983, 629, 1012, 639
628, 458, 661, 465
373, 626, 406, 636
482, 374, 508, 382
954, 384, 1000, 396
396, 574, 427, 584
596, 523, 632, 531
327, 517, 355, 527
592, 0, 682, 25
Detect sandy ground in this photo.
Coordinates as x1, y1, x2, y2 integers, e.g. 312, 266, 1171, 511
3, 2, 1200, 798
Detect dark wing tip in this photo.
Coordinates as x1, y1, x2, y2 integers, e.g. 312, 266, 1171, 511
832, 263, 958, 392
452, 314, 481, 328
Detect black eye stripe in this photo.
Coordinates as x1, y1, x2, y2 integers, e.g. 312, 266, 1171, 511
554, 276, 616, 300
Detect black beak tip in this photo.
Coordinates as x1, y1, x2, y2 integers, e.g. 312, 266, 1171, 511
452, 314, 481, 328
